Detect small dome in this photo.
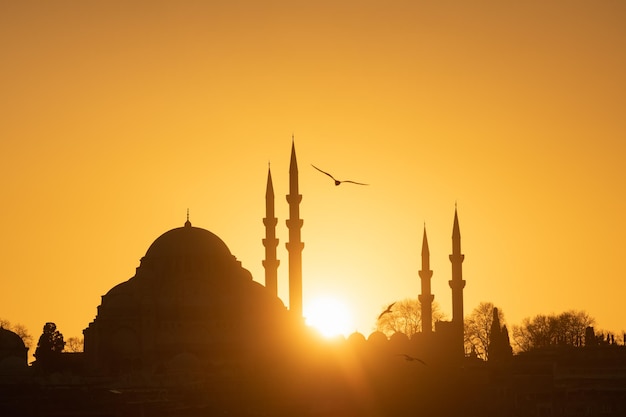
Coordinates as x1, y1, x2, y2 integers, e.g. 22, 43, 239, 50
0, 327, 26, 351
367, 331, 388, 344
389, 332, 410, 343
347, 331, 367, 344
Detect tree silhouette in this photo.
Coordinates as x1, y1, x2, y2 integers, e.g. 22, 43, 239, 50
464, 301, 507, 360
64, 336, 84, 353
511, 310, 595, 352
34, 322, 65, 371
376, 298, 446, 338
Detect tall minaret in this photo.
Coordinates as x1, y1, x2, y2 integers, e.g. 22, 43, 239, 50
262, 164, 279, 297
418, 225, 434, 334
285, 137, 304, 317
448, 206, 466, 326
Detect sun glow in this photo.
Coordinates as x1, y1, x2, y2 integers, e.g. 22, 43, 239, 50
304, 297, 353, 338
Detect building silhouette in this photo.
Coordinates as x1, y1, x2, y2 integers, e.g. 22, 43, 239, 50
82, 217, 299, 376
78, 137, 468, 376
6, 139, 625, 416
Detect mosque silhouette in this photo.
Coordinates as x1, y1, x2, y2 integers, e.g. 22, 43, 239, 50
3, 140, 625, 416
81, 139, 466, 377
0, 140, 500, 416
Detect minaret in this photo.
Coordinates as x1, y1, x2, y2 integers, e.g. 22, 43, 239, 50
262, 164, 279, 296
285, 137, 304, 317
448, 206, 466, 326
418, 225, 434, 334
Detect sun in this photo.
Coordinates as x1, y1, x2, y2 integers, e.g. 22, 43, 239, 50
304, 296, 353, 338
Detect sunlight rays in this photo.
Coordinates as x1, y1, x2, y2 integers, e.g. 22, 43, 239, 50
304, 296, 354, 338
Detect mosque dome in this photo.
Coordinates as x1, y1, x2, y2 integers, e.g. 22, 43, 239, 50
0, 327, 26, 351
0, 327, 28, 370
141, 221, 236, 271
347, 331, 367, 344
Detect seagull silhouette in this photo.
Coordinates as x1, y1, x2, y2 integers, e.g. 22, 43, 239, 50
377, 302, 396, 320
311, 164, 369, 186
397, 354, 427, 365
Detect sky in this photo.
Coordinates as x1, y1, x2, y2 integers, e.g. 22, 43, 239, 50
1, 1, 625, 352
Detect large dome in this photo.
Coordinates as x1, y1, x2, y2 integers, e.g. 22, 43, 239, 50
102, 220, 255, 299
140, 220, 236, 270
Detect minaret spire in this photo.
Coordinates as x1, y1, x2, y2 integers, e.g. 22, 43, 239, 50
286, 138, 304, 317
449, 206, 466, 326
263, 163, 280, 296
418, 224, 434, 334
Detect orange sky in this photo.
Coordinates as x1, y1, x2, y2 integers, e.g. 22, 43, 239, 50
1, 1, 625, 351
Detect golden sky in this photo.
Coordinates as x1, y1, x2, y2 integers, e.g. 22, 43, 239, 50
1, 1, 625, 347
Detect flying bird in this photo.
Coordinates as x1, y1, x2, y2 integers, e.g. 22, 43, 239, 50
397, 354, 427, 365
377, 302, 396, 320
311, 164, 369, 186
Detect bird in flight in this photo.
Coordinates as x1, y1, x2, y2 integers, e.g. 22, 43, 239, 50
377, 302, 396, 320
311, 164, 369, 186
397, 354, 427, 365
